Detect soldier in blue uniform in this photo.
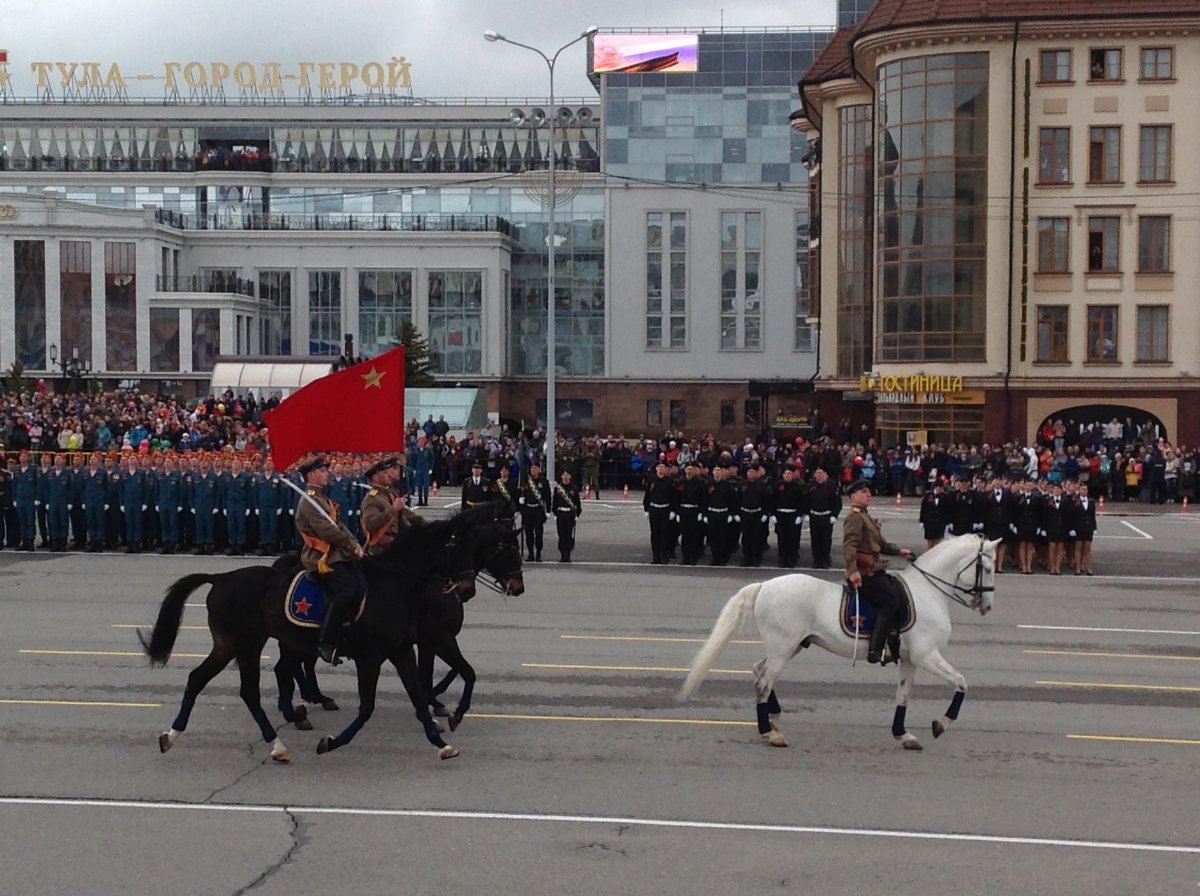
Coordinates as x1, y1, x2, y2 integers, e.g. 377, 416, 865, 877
143, 453, 161, 551
121, 455, 148, 553
13, 450, 40, 551
222, 457, 251, 555
211, 456, 228, 551
178, 455, 197, 552
35, 452, 53, 548
2, 456, 17, 548
0, 460, 10, 549
104, 455, 123, 548
156, 454, 182, 554
191, 455, 219, 555
45, 453, 73, 552
253, 457, 284, 555
69, 453, 87, 549
81, 453, 108, 552
327, 461, 354, 533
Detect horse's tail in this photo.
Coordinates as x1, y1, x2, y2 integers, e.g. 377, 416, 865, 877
680, 582, 763, 700
137, 573, 216, 666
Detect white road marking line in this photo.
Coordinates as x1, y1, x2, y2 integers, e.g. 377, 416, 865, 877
2, 797, 1198, 855
1120, 520, 1153, 539
1018, 624, 1200, 636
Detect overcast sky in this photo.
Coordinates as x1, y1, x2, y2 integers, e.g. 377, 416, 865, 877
3, 0, 836, 100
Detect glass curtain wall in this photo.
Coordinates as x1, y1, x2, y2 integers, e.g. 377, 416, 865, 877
59, 241, 92, 366
307, 271, 342, 355
428, 271, 482, 375
14, 240, 47, 369
191, 309, 220, 371
104, 242, 137, 371
358, 271, 413, 357
837, 104, 873, 376
149, 309, 181, 371
258, 270, 292, 355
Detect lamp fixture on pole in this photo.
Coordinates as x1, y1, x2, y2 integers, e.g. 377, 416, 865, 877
484, 25, 599, 487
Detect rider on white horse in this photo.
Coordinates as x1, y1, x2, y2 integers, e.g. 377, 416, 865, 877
842, 479, 915, 665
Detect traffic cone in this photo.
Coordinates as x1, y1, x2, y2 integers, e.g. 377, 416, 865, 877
583, 484, 591, 500
1182, 497, 1189, 513
623, 484, 629, 501
1097, 496, 1105, 515
431, 481, 439, 498
895, 491, 902, 509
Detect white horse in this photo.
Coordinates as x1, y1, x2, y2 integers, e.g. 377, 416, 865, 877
680, 534, 998, 751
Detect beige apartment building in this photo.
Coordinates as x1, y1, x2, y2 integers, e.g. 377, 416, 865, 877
795, 0, 1200, 447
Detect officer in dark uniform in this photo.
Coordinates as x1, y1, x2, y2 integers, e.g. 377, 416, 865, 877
179, 456, 197, 552
772, 465, 809, 568
461, 460, 490, 509
948, 478, 976, 537
807, 466, 841, 569
35, 452, 52, 548
518, 462, 551, 562
103, 455, 123, 549
81, 453, 107, 552
156, 455, 182, 554
254, 458, 284, 555
843, 479, 915, 664
45, 454, 72, 552
1, 457, 17, 549
488, 464, 519, 530
643, 460, 676, 564
223, 458, 251, 555
919, 478, 949, 547
738, 463, 772, 567
13, 451, 39, 551
551, 468, 582, 562
69, 453, 87, 550
121, 455, 148, 553
0, 460, 10, 548
705, 464, 735, 566
191, 455, 219, 555
677, 461, 709, 565
982, 476, 1014, 573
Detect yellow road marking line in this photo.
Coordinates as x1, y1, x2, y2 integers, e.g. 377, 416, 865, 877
522, 662, 748, 675
112, 625, 208, 631
1025, 649, 1200, 662
20, 649, 271, 660
0, 698, 161, 708
1068, 734, 1200, 747
560, 634, 761, 645
1037, 679, 1200, 693
467, 712, 754, 727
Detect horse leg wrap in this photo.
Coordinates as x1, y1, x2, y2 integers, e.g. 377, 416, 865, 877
946, 689, 965, 721
756, 702, 772, 735
765, 690, 782, 715
891, 705, 907, 739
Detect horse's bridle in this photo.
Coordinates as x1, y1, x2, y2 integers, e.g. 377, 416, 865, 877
908, 539, 994, 610
464, 538, 525, 596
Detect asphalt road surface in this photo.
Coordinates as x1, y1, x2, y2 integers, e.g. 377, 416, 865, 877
1, 496, 1197, 895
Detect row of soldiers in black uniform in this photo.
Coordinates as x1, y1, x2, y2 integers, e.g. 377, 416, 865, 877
642, 459, 844, 568
458, 459, 583, 562
0, 450, 377, 556
919, 476, 1098, 574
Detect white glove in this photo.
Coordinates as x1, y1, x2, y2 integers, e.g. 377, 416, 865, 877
35, 500, 41, 507
119, 505, 124, 512
245, 509, 251, 517
1068, 529, 1076, 537
222, 510, 227, 516
213, 509, 219, 515
142, 505, 147, 511
769, 515, 777, 525
761, 514, 768, 523
276, 509, 282, 516
67, 504, 73, 511
700, 515, 707, 524
733, 514, 741, 523
669, 512, 677, 521
794, 516, 803, 526
177, 507, 182, 512
104, 504, 110, 511
1009, 523, 1017, 533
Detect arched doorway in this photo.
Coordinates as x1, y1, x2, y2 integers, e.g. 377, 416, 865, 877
1034, 403, 1168, 448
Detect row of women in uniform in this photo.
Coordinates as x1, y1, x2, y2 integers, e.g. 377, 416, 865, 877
919, 476, 1097, 575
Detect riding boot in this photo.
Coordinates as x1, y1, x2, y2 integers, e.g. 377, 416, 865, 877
867, 607, 895, 665
317, 596, 348, 666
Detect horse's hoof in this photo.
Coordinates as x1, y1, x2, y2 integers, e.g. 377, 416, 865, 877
897, 734, 923, 751
158, 732, 174, 753
296, 716, 314, 732
768, 713, 781, 733
432, 704, 450, 718
764, 731, 788, 748
271, 748, 292, 763
316, 736, 334, 755
932, 717, 949, 739
438, 745, 460, 760
319, 699, 339, 712
448, 713, 462, 732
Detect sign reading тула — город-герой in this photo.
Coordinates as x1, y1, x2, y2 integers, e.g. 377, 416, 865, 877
0, 51, 413, 103
859, 374, 986, 406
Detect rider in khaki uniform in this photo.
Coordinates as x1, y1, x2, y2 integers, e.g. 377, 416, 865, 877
359, 455, 422, 553
842, 479, 915, 665
295, 455, 364, 665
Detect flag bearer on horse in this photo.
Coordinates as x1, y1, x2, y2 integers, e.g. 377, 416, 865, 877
359, 455, 422, 554
295, 455, 365, 666
842, 478, 915, 665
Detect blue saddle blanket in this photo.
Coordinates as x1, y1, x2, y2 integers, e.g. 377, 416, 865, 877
839, 576, 915, 640
285, 572, 366, 629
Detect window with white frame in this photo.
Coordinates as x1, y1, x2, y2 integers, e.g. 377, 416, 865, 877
794, 210, 814, 351
720, 210, 763, 350
1136, 305, 1169, 362
645, 212, 687, 348
307, 270, 342, 356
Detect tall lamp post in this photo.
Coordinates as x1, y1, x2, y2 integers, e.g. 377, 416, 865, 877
484, 24, 598, 486
48, 343, 91, 392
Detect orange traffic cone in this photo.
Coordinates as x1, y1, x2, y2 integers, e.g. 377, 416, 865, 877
1097, 496, 1105, 515
583, 484, 591, 500
623, 484, 629, 501
1182, 497, 1189, 513
895, 491, 902, 509
431, 481, 439, 498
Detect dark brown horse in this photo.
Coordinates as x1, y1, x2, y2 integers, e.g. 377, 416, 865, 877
139, 507, 523, 762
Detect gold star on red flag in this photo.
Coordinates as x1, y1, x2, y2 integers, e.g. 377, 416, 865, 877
361, 366, 386, 390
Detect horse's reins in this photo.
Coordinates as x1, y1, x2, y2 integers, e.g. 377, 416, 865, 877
907, 542, 994, 609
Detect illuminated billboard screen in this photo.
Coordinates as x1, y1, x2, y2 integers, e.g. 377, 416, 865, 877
592, 34, 699, 74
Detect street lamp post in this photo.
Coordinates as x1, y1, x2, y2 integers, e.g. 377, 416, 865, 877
48, 343, 91, 391
485, 25, 598, 486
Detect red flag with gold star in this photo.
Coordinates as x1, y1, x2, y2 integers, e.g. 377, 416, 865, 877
262, 346, 405, 470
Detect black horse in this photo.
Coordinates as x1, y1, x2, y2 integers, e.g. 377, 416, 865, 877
139, 508, 523, 762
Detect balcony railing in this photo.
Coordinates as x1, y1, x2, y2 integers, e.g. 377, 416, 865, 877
156, 211, 513, 235
155, 273, 256, 297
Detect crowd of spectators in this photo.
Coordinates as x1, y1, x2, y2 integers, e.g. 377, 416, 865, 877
2, 386, 1192, 506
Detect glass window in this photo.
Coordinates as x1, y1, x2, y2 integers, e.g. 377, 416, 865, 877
104, 242, 136, 371
719, 210, 764, 350
794, 209, 811, 351
646, 399, 663, 427
358, 270, 413, 357
149, 309, 180, 372
13, 240, 47, 370
191, 309, 221, 371
1036, 306, 1069, 362
1087, 217, 1120, 272
646, 212, 686, 348
1039, 49, 1072, 83
1139, 126, 1172, 182
307, 270, 342, 356
837, 104, 872, 375
1038, 128, 1071, 184
1089, 48, 1122, 81
1136, 306, 1169, 362
1088, 126, 1121, 183
720, 400, 736, 428
1138, 216, 1171, 273
427, 270, 482, 374
259, 270, 292, 355
1086, 306, 1119, 361
1140, 47, 1174, 80
744, 398, 761, 428
1037, 218, 1070, 273
670, 399, 687, 428
59, 241, 92, 369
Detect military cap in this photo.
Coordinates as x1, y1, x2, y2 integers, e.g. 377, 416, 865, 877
471, 459, 483, 468
298, 455, 329, 476
365, 455, 399, 478
847, 479, 872, 495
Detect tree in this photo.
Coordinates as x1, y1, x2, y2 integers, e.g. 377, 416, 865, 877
398, 322, 436, 387
4, 359, 27, 394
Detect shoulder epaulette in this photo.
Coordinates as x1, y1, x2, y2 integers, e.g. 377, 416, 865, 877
368, 488, 379, 497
